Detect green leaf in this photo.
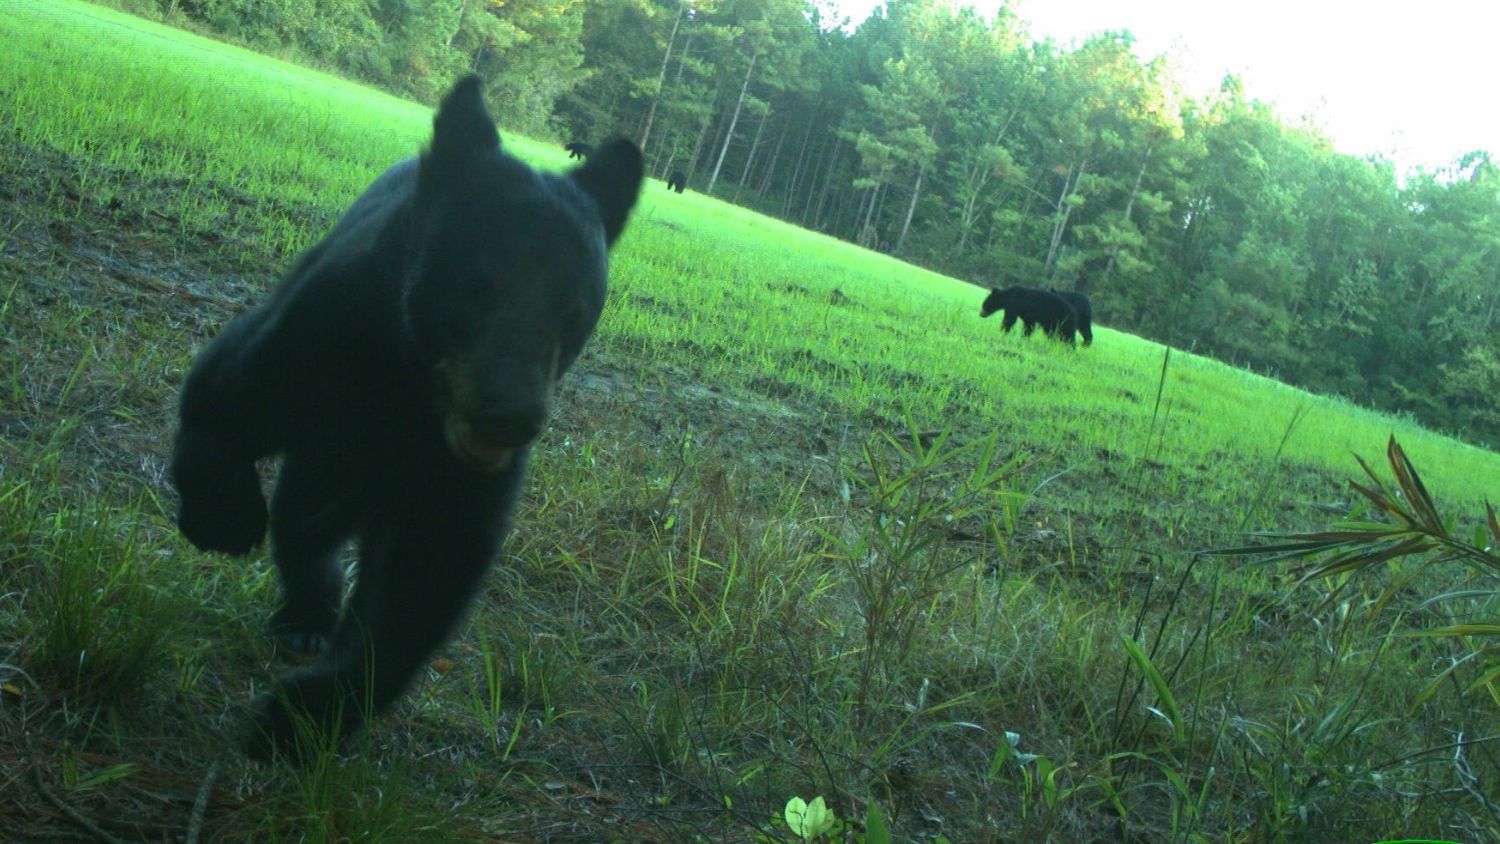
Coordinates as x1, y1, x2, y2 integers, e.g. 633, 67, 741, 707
1121, 635, 1183, 744
1464, 662, 1500, 699
987, 732, 1013, 778
1387, 437, 1443, 531
784, 795, 836, 840
1409, 623, 1500, 638
864, 800, 892, 844
1038, 755, 1058, 808
784, 796, 809, 838
74, 762, 138, 791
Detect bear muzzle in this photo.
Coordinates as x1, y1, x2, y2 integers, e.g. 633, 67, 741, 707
444, 410, 546, 470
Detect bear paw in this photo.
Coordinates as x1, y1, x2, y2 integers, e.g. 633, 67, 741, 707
175, 464, 268, 555
243, 669, 362, 764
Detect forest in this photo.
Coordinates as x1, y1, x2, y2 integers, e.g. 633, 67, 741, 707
118, 0, 1500, 444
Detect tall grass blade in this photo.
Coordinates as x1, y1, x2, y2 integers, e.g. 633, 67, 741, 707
1120, 635, 1183, 745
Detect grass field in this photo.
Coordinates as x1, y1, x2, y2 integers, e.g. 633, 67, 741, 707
3, 1, 1498, 841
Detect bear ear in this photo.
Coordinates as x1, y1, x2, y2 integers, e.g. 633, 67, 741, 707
424, 75, 499, 183
570, 138, 644, 247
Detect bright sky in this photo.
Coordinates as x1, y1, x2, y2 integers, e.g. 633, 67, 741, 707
828, 0, 1500, 175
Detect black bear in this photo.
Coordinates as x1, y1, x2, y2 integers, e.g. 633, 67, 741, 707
666, 170, 686, 193
171, 76, 643, 761
1052, 289, 1093, 346
979, 286, 1078, 345
565, 140, 593, 160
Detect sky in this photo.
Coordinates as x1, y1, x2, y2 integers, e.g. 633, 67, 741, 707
826, 0, 1500, 176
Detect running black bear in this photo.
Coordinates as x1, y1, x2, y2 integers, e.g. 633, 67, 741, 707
667, 170, 686, 193
172, 76, 643, 760
565, 140, 593, 160
979, 286, 1078, 345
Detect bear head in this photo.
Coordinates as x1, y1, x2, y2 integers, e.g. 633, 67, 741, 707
402, 76, 643, 469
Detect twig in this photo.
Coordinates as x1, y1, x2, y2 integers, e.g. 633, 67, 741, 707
29, 756, 129, 844
1376, 731, 1500, 770
1451, 733, 1500, 825
184, 761, 220, 844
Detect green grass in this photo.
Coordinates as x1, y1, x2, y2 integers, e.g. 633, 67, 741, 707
3, 1, 1498, 841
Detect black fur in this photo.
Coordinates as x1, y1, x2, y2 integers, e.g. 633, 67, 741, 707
565, 140, 593, 160
666, 170, 686, 193
1052, 290, 1093, 346
171, 76, 643, 761
979, 286, 1078, 345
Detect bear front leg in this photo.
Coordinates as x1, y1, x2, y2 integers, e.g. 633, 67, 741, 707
246, 508, 505, 762
171, 424, 269, 556
268, 454, 360, 655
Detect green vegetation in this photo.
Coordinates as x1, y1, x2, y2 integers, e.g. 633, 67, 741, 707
2, 2, 1496, 841
91, 0, 1500, 448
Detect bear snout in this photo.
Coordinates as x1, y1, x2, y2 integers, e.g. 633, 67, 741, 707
444, 407, 547, 469
469, 409, 545, 447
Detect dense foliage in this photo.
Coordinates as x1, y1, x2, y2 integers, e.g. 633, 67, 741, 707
122, 0, 1500, 443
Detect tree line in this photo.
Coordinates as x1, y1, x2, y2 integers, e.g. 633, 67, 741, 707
125, 0, 1500, 445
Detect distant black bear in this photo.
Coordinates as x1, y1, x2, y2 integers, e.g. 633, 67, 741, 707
565, 140, 593, 160
171, 76, 643, 761
1051, 289, 1093, 346
980, 286, 1078, 345
666, 170, 686, 193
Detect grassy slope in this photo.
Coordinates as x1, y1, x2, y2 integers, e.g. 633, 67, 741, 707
3, 2, 1497, 841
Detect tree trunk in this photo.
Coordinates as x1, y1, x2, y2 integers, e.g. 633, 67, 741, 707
1486, 275, 1500, 329
658, 134, 682, 181
644, 33, 696, 162
707, 50, 758, 195
784, 117, 817, 217
638, 0, 687, 151
684, 78, 723, 183
1044, 160, 1086, 272
733, 107, 769, 203
812, 136, 843, 229
894, 168, 924, 255
1119, 151, 1150, 223
758, 117, 790, 199
956, 109, 1021, 254
956, 181, 982, 254
802, 132, 832, 223
1092, 148, 1153, 291
672, 34, 694, 88
860, 182, 888, 248
446, 0, 468, 48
